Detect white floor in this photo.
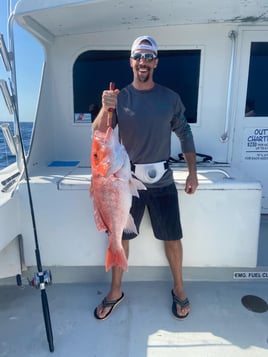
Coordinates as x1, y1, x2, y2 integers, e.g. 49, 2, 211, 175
0, 280, 268, 357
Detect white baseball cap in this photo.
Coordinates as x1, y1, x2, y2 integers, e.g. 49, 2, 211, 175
131, 36, 158, 56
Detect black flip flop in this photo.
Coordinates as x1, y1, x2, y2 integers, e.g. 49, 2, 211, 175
94, 292, 125, 320
171, 290, 190, 320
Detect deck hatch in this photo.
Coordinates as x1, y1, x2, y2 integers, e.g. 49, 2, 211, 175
241, 295, 268, 313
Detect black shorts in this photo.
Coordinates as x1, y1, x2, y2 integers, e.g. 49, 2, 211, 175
123, 182, 183, 241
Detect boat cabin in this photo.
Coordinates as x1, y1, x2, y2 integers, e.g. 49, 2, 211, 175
0, 0, 267, 280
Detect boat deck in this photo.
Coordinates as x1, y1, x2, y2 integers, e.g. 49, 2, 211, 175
0, 198, 267, 357
0, 280, 268, 357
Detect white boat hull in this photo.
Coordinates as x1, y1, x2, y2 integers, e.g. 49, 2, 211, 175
0, 167, 261, 279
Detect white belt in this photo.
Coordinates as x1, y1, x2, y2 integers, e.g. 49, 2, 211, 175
131, 161, 168, 184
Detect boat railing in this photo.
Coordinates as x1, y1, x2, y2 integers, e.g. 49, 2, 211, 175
196, 169, 232, 179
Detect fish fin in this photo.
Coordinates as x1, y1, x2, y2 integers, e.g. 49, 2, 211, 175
90, 182, 107, 231
110, 174, 124, 182
89, 181, 94, 197
106, 247, 128, 272
94, 207, 108, 231
129, 177, 147, 198
123, 214, 137, 235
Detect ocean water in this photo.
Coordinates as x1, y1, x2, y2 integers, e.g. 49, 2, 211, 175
0, 121, 33, 170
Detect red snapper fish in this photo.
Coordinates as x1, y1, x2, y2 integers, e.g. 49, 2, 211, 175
90, 126, 145, 271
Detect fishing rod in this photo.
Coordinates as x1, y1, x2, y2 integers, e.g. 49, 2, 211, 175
12, 86, 54, 352
0, 78, 55, 352
1, 9, 54, 349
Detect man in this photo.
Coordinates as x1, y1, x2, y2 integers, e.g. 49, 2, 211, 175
93, 36, 198, 320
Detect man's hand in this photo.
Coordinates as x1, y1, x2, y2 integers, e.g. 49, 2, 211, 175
93, 88, 120, 132
185, 172, 198, 194
182, 152, 198, 194
102, 89, 120, 112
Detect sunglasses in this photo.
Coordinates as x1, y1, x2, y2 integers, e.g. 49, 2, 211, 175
131, 53, 157, 62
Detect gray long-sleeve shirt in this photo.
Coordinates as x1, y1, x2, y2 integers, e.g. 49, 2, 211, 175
115, 83, 196, 187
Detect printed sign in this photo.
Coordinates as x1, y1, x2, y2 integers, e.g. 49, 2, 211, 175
243, 127, 268, 161
233, 271, 268, 280
74, 113, 92, 123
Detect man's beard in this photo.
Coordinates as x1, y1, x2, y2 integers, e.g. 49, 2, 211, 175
136, 65, 151, 82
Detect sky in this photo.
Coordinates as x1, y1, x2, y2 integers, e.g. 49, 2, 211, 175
0, 0, 43, 122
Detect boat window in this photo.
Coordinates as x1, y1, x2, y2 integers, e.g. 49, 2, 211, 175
245, 42, 268, 117
73, 50, 201, 123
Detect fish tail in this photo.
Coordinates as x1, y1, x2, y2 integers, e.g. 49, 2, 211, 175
106, 247, 128, 272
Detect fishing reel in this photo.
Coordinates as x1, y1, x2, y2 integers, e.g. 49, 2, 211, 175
16, 270, 53, 289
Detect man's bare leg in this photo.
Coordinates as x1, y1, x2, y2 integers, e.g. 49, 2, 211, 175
164, 240, 190, 317
95, 240, 129, 319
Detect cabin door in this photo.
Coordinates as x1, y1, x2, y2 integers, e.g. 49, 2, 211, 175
232, 28, 268, 213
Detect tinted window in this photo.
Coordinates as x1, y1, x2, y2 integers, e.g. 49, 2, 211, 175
73, 50, 200, 123
245, 42, 268, 117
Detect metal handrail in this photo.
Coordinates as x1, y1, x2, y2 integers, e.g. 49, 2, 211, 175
197, 169, 232, 179
173, 167, 232, 179
220, 30, 237, 143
